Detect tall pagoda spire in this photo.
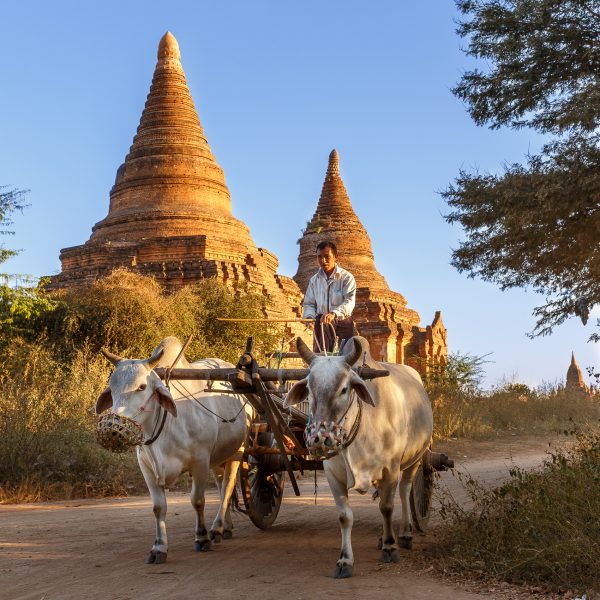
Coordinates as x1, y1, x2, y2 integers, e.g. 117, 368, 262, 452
53, 32, 305, 325
293, 149, 447, 366
294, 149, 397, 298
89, 32, 252, 249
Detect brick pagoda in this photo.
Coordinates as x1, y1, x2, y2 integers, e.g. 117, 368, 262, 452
51, 33, 302, 321
294, 150, 447, 366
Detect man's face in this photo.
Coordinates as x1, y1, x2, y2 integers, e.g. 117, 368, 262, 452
317, 246, 337, 274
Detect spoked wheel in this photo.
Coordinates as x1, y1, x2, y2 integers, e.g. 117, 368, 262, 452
238, 432, 285, 529
409, 458, 434, 532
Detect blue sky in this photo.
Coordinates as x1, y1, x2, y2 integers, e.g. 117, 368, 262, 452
1, 1, 598, 386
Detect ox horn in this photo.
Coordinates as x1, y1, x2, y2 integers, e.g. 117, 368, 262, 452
344, 337, 362, 366
145, 346, 165, 370
296, 337, 316, 365
101, 349, 125, 366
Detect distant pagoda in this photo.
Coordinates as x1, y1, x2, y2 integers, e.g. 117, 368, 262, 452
566, 352, 590, 393
294, 150, 447, 366
51, 33, 302, 319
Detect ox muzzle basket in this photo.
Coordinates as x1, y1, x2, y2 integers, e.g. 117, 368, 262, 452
96, 413, 144, 453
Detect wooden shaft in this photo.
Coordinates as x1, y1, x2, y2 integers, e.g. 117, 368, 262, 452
247, 447, 308, 456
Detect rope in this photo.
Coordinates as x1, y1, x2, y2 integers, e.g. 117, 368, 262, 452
142, 335, 193, 446
143, 407, 167, 445
272, 332, 300, 368
169, 379, 249, 424
341, 395, 362, 450
314, 319, 341, 355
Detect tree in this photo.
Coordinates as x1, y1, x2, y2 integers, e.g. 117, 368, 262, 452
445, 0, 600, 338
0, 186, 28, 268
0, 187, 56, 343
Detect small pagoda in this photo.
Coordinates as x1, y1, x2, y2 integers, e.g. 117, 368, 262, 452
51, 33, 302, 320
294, 150, 447, 366
566, 352, 590, 394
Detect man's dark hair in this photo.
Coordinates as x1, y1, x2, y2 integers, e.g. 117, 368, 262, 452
316, 240, 338, 256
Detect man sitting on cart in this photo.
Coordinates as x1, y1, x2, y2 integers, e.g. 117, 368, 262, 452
302, 240, 357, 352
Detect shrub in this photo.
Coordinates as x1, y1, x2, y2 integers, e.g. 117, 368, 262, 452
432, 430, 600, 595
0, 270, 285, 502
35, 269, 283, 363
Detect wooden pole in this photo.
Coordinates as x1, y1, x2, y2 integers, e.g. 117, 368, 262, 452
154, 366, 389, 382
216, 318, 315, 323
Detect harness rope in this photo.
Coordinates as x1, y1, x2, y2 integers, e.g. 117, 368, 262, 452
169, 379, 250, 424
143, 405, 168, 446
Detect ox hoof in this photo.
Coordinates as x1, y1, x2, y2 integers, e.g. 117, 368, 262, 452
333, 563, 354, 579
222, 530, 233, 540
399, 536, 413, 550
194, 539, 212, 552
209, 530, 222, 544
381, 548, 400, 563
145, 550, 167, 564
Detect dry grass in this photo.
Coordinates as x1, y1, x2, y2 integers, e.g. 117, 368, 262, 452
1, 270, 597, 505
432, 430, 600, 597
0, 340, 145, 503
430, 381, 600, 440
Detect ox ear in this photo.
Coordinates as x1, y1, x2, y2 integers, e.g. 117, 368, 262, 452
283, 378, 308, 408
350, 372, 376, 406
95, 387, 113, 414
154, 384, 177, 417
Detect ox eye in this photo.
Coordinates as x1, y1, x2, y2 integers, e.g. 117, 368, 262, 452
138, 384, 147, 391
341, 387, 348, 395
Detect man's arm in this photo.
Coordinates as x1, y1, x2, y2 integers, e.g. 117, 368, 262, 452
302, 278, 318, 319
332, 272, 356, 319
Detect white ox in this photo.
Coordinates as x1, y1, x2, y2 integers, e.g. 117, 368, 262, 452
96, 336, 250, 564
284, 336, 433, 578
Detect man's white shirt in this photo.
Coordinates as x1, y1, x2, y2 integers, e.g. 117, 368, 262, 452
302, 265, 356, 320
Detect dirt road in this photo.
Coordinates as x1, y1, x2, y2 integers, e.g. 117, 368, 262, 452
0, 436, 560, 600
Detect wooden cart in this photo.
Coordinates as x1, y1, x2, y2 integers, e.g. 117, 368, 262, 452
155, 337, 453, 532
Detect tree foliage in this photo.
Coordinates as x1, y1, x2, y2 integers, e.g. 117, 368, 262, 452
15, 268, 283, 365
0, 186, 28, 268
446, 0, 600, 336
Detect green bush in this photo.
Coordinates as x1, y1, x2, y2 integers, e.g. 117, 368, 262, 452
34, 268, 282, 363
433, 431, 600, 596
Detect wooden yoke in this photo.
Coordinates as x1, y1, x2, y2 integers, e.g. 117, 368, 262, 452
152, 337, 390, 498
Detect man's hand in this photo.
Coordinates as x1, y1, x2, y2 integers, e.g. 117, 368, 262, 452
321, 312, 336, 325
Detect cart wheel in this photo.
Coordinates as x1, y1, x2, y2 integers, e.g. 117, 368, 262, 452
239, 433, 285, 529
410, 459, 433, 532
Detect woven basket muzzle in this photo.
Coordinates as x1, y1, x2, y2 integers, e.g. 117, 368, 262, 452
96, 413, 144, 453
304, 420, 346, 458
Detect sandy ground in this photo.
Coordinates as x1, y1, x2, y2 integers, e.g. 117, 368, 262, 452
0, 435, 563, 600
